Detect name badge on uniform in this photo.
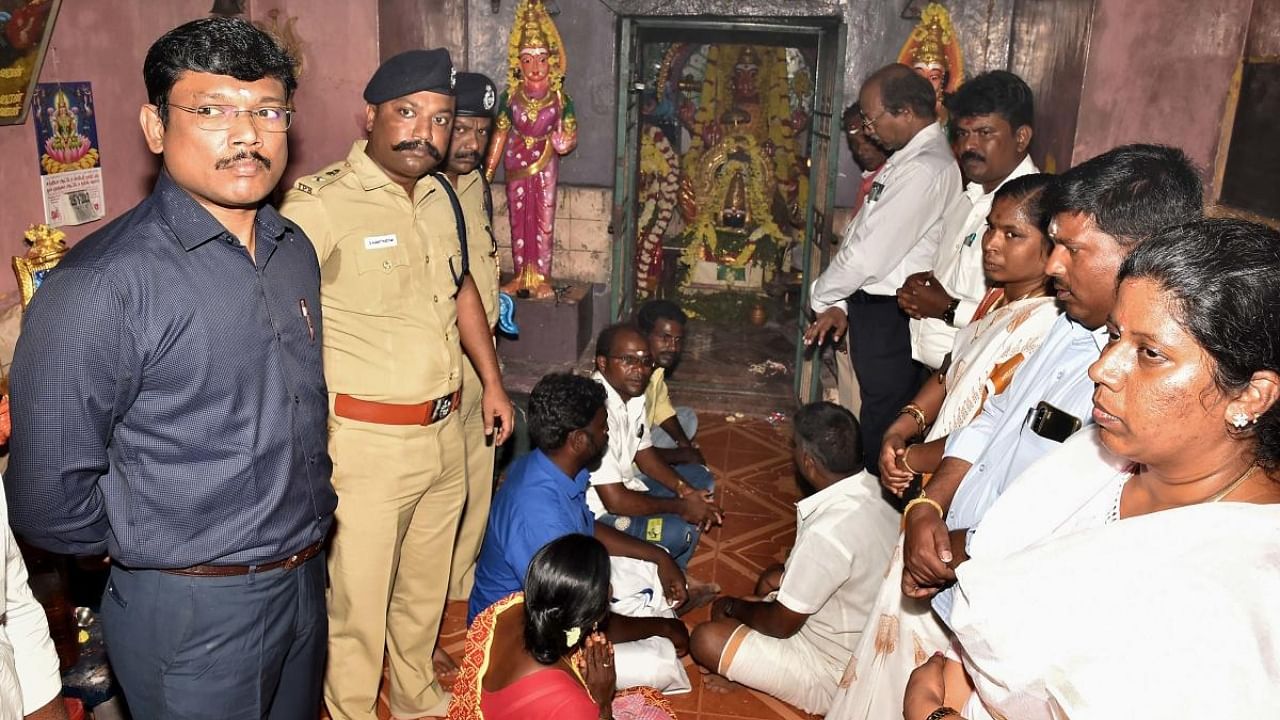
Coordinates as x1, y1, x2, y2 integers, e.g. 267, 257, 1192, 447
963, 232, 978, 247
364, 234, 398, 250
868, 182, 885, 202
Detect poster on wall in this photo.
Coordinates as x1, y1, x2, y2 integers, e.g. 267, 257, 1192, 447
0, 0, 62, 125
33, 81, 105, 226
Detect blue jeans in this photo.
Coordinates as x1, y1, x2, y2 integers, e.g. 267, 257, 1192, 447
100, 553, 326, 720
650, 407, 698, 449
598, 463, 714, 570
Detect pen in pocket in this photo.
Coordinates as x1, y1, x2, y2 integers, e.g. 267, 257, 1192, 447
299, 298, 315, 342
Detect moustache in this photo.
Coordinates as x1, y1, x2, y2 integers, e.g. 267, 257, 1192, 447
451, 151, 481, 163
215, 151, 272, 170
392, 139, 443, 160
961, 151, 986, 164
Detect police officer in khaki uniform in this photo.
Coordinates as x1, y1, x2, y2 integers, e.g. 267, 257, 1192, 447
442, 72, 500, 601
280, 49, 514, 720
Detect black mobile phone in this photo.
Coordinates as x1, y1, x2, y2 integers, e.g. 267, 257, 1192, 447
1029, 400, 1081, 443
901, 474, 925, 503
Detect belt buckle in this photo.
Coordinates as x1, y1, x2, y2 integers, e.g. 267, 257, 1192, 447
429, 394, 453, 423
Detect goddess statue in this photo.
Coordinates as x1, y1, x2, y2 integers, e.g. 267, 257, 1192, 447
897, 2, 964, 121
673, 44, 802, 281
484, 0, 577, 299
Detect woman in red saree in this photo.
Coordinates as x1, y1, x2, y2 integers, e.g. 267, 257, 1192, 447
448, 535, 675, 720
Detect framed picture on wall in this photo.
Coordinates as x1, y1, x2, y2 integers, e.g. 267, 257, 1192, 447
0, 0, 63, 126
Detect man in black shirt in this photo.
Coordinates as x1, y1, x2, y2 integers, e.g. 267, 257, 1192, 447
6, 18, 335, 720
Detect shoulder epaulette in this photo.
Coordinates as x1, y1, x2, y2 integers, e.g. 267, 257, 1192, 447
293, 162, 353, 195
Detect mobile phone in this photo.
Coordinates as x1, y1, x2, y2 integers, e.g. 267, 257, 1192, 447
901, 474, 925, 503
1029, 400, 1081, 443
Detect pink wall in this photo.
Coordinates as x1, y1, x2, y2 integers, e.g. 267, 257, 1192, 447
0, 0, 378, 297
1070, 0, 1253, 179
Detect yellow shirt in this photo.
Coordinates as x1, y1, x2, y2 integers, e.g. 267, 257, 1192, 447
644, 366, 677, 429
455, 170, 500, 327
280, 140, 465, 403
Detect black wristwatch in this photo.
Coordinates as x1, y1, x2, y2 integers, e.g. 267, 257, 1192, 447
941, 298, 961, 326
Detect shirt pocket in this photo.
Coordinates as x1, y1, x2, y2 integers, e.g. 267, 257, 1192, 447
353, 243, 413, 312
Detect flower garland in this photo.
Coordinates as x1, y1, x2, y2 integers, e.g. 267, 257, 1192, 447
636, 125, 679, 294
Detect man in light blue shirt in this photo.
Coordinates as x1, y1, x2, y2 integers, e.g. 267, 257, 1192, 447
895, 144, 1204, 610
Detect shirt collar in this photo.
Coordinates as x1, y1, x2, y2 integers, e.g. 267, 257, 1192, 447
796, 472, 881, 520
963, 154, 1040, 202
529, 449, 590, 497
1063, 314, 1111, 351
884, 122, 947, 170
592, 370, 645, 414
154, 169, 287, 252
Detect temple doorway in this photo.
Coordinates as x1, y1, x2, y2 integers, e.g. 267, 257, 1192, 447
610, 17, 845, 411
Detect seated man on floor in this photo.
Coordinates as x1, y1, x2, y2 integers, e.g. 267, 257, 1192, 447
588, 324, 722, 581
636, 300, 701, 464
688, 402, 899, 716
468, 372, 693, 691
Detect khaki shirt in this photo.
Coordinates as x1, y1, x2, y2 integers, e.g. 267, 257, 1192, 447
455, 170, 500, 328
643, 367, 677, 429
280, 140, 465, 403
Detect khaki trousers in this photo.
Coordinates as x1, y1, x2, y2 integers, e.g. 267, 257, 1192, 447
323, 406, 465, 720
446, 359, 497, 600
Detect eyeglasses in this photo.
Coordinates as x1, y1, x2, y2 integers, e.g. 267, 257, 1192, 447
860, 107, 890, 131
166, 103, 294, 132
609, 354, 655, 369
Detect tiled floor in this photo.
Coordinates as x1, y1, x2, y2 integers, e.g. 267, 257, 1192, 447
429, 414, 819, 720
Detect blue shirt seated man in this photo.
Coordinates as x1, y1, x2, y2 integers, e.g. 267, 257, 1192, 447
469, 372, 692, 662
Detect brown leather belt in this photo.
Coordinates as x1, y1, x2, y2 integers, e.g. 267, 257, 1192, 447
162, 540, 324, 577
334, 390, 462, 426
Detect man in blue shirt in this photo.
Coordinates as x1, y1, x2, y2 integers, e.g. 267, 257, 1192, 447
6, 18, 335, 720
469, 372, 691, 655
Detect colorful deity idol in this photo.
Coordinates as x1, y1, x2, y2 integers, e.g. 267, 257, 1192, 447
484, 0, 577, 299
897, 2, 964, 121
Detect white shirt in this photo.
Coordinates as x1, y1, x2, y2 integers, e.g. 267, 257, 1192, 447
910, 155, 1039, 368
931, 314, 1107, 620
776, 472, 899, 664
811, 123, 962, 312
586, 371, 653, 518
0, 482, 62, 720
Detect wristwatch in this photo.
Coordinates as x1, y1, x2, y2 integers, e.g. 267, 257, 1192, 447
941, 298, 961, 326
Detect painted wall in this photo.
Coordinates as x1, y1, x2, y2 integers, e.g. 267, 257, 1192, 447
1008, 0, 1095, 174
0, 0, 378, 297
1070, 0, 1253, 178
1245, 0, 1280, 56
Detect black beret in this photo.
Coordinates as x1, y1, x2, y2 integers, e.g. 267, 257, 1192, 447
363, 48, 455, 104
455, 72, 498, 118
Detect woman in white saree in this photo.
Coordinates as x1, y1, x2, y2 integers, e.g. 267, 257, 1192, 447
823, 174, 1061, 720
904, 218, 1280, 720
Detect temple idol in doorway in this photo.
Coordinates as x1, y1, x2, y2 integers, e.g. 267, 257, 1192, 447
485, 0, 577, 299
637, 41, 815, 295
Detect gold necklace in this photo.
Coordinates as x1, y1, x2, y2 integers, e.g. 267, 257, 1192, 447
519, 89, 554, 123
1202, 463, 1259, 503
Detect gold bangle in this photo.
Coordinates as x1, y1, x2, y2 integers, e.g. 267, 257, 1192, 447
902, 497, 944, 528
900, 403, 928, 438
900, 444, 921, 475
